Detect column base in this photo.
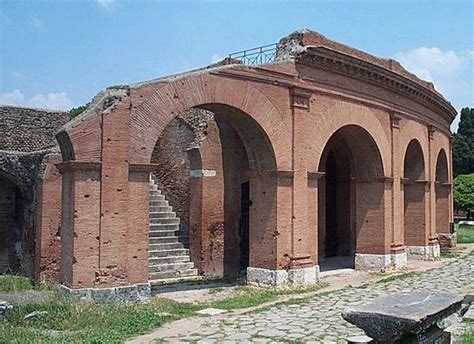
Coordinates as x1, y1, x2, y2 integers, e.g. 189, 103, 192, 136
355, 253, 407, 270
59, 283, 151, 303
247, 266, 319, 287
391, 251, 407, 268
406, 244, 440, 258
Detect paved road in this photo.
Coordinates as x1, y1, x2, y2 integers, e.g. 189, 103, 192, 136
160, 253, 474, 343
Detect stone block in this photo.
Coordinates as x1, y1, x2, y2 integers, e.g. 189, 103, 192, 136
342, 291, 463, 342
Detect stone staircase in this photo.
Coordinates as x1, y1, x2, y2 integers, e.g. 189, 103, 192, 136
148, 179, 198, 281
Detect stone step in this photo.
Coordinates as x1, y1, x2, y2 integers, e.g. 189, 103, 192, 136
149, 262, 196, 273
149, 190, 162, 196
149, 229, 185, 237
149, 236, 189, 244
149, 200, 169, 207
149, 242, 187, 250
149, 268, 198, 281
148, 255, 191, 264
150, 218, 180, 225
149, 211, 176, 219
149, 206, 172, 213
149, 194, 165, 201
149, 184, 159, 191
148, 248, 190, 257
149, 242, 189, 252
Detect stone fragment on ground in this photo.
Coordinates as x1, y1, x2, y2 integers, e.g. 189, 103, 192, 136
0, 300, 13, 318
196, 308, 227, 315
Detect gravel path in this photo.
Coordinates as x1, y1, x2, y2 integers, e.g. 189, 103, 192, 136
158, 254, 474, 343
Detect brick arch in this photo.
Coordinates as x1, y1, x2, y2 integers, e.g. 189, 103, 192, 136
129, 73, 291, 170
312, 101, 390, 176
435, 149, 449, 183
403, 139, 426, 180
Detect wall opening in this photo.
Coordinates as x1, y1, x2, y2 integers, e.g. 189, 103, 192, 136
403, 139, 427, 248
435, 149, 450, 234
0, 174, 24, 274
318, 125, 385, 271
150, 105, 277, 280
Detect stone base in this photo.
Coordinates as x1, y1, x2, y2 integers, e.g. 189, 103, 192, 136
406, 244, 440, 258
355, 253, 391, 270
438, 233, 457, 255
59, 283, 151, 303
247, 266, 319, 287
391, 251, 407, 268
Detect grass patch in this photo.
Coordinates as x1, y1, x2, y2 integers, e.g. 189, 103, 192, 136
209, 282, 328, 310
457, 328, 474, 344
456, 224, 474, 244
0, 275, 34, 293
0, 295, 202, 343
375, 272, 420, 284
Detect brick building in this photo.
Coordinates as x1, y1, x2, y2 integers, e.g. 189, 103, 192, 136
0, 30, 456, 301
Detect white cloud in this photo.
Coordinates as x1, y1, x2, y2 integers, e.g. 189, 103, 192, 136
29, 92, 72, 110
211, 54, 223, 63
394, 47, 462, 82
26, 16, 42, 28
394, 47, 473, 133
0, 90, 72, 111
0, 90, 25, 106
97, 0, 115, 8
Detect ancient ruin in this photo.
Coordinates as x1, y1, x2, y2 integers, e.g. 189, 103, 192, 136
0, 30, 456, 301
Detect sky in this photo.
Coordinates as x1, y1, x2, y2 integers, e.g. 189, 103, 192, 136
0, 0, 473, 131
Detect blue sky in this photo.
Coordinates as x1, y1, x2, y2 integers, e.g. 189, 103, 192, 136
1, 0, 472, 131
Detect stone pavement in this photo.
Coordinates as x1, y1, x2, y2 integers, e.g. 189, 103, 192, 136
157, 254, 473, 343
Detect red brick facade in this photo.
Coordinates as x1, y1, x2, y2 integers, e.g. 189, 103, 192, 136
49, 30, 456, 289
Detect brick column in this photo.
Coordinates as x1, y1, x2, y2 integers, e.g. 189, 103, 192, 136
57, 161, 101, 289
354, 177, 395, 270
389, 113, 406, 267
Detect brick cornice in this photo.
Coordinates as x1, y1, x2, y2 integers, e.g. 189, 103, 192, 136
297, 47, 456, 123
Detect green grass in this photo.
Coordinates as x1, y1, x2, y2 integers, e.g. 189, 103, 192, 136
375, 272, 420, 284
456, 224, 474, 244
210, 282, 328, 310
0, 275, 34, 292
0, 277, 329, 343
0, 295, 202, 343
457, 328, 474, 344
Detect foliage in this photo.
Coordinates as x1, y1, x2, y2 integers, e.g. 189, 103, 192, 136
0, 275, 34, 293
453, 174, 474, 218
453, 107, 474, 176
456, 224, 474, 244
68, 103, 89, 119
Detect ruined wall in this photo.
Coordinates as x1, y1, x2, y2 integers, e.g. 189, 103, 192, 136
151, 109, 213, 232
0, 105, 69, 279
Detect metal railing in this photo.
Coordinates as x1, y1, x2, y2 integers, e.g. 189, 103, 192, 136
228, 43, 278, 66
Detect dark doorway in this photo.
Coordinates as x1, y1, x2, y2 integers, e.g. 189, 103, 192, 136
325, 151, 338, 257
239, 181, 250, 270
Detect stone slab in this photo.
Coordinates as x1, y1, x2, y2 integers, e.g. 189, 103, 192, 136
341, 291, 463, 341
196, 308, 227, 315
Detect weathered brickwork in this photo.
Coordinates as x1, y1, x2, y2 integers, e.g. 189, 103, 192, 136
0, 106, 69, 279
46, 29, 456, 291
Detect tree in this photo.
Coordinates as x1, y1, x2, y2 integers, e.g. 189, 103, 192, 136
453, 107, 474, 176
453, 174, 474, 219
68, 103, 90, 119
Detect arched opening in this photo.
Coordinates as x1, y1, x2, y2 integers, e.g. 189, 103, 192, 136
149, 105, 277, 281
403, 140, 427, 252
0, 172, 25, 274
435, 150, 450, 234
318, 125, 385, 271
